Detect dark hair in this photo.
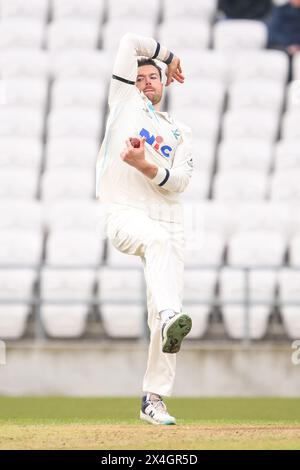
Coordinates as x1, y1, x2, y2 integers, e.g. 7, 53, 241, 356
137, 58, 162, 81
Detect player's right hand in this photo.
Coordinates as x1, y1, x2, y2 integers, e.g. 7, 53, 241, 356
165, 56, 185, 87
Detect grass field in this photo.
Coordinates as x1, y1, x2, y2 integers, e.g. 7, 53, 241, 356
0, 397, 300, 450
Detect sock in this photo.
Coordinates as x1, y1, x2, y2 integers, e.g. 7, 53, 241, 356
159, 309, 176, 323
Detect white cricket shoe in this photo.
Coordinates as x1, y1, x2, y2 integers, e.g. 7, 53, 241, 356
162, 313, 192, 354
140, 394, 176, 425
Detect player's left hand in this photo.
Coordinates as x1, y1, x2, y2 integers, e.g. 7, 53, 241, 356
120, 137, 146, 169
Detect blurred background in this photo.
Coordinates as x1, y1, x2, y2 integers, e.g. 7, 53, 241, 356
0, 0, 300, 397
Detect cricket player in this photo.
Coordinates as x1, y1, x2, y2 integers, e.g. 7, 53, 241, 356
96, 33, 193, 425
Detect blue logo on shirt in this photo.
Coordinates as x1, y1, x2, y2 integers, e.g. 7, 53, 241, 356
139, 128, 172, 158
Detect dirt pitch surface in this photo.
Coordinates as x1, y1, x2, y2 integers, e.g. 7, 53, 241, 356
1, 424, 300, 450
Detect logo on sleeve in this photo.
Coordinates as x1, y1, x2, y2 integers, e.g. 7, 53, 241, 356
139, 128, 172, 158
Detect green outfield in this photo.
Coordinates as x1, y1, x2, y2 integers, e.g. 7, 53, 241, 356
0, 397, 300, 449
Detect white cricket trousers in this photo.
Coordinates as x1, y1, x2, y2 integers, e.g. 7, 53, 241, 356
104, 205, 185, 397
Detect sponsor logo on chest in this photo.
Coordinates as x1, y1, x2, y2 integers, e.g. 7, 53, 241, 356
139, 128, 172, 158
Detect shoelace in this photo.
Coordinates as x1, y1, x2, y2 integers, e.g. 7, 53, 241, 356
151, 398, 167, 414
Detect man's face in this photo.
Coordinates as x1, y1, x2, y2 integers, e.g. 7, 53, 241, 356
136, 65, 163, 105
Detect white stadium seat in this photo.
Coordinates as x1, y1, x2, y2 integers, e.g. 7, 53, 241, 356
47, 19, 100, 51
228, 79, 284, 113
213, 170, 268, 201
230, 50, 289, 84
274, 140, 300, 171
185, 231, 225, 267
0, 19, 45, 49
163, 0, 217, 22
0, 305, 32, 339
158, 20, 211, 52
179, 50, 228, 83
41, 305, 90, 338
213, 20, 267, 50
168, 78, 225, 114
183, 201, 232, 241
227, 230, 286, 267
51, 49, 111, 80
51, 0, 105, 21
171, 108, 220, 142
98, 267, 144, 337
0, 107, 44, 139
218, 139, 273, 173
278, 269, 300, 339
183, 269, 218, 338
47, 108, 102, 140
1, 0, 49, 22
42, 168, 94, 200
220, 268, 277, 339
271, 170, 300, 201
0, 229, 43, 265
282, 111, 300, 139
51, 78, 106, 109
191, 139, 216, 174
46, 229, 103, 266
222, 109, 279, 142
0, 78, 48, 110
0, 200, 43, 230
108, 0, 160, 21
0, 49, 49, 79
184, 171, 210, 201
102, 20, 155, 52
46, 200, 103, 232
0, 169, 38, 199
286, 81, 300, 111
0, 138, 43, 169
46, 138, 98, 170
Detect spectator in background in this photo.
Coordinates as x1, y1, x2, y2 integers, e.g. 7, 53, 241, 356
218, 0, 272, 20
268, 0, 300, 56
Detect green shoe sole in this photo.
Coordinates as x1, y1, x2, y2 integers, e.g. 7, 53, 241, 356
162, 314, 192, 354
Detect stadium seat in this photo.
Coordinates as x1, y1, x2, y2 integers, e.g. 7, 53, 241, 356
270, 170, 300, 201
1, 0, 50, 22
185, 231, 225, 267
51, 0, 105, 21
0, 305, 32, 339
41, 305, 90, 338
179, 50, 229, 83
229, 50, 289, 84
163, 0, 217, 22
0, 78, 48, 110
107, 0, 160, 21
0, 49, 49, 79
0, 229, 43, 265
281, 111, 300, 140
183, 201, 232, 241
228, 79, 284, 113
168, 78, 225, 114
158, 20, 211, 52
191, 139, 216, 174
0, 169, 38, 199
227, 230, 286, 267
286, 81, 300, 111
41, 169, 94, 200
0, 107, 44, 139
278, 268, 300, 339
184, 171, 210, 201
46, 229, 103, 266
0, 19, 45, 49
102, 20, 155, 51
51, 49, 111, 80
171, 108, 220, 142
274, 140, 300, 171
0, 200, 43, 230
47, 19, 100, 50
218, 139, 273, 173
0, 138, 43, 169
51, 78, 106, 109
293, 51, 300, 80
47, 108, 102, 140
213, 170, 268, 201
222, 109, 279, 142
213, 20, 268, 50
98, 267, 144, 338
46, 200, 103, 233
45, 138, 98, 170
219, 268, 276, 339
183, 269, 218, 338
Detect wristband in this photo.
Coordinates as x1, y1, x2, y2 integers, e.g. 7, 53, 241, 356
164, 52, 174, 65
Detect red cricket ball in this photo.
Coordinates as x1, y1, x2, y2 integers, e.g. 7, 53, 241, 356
130, 137, 141, 148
